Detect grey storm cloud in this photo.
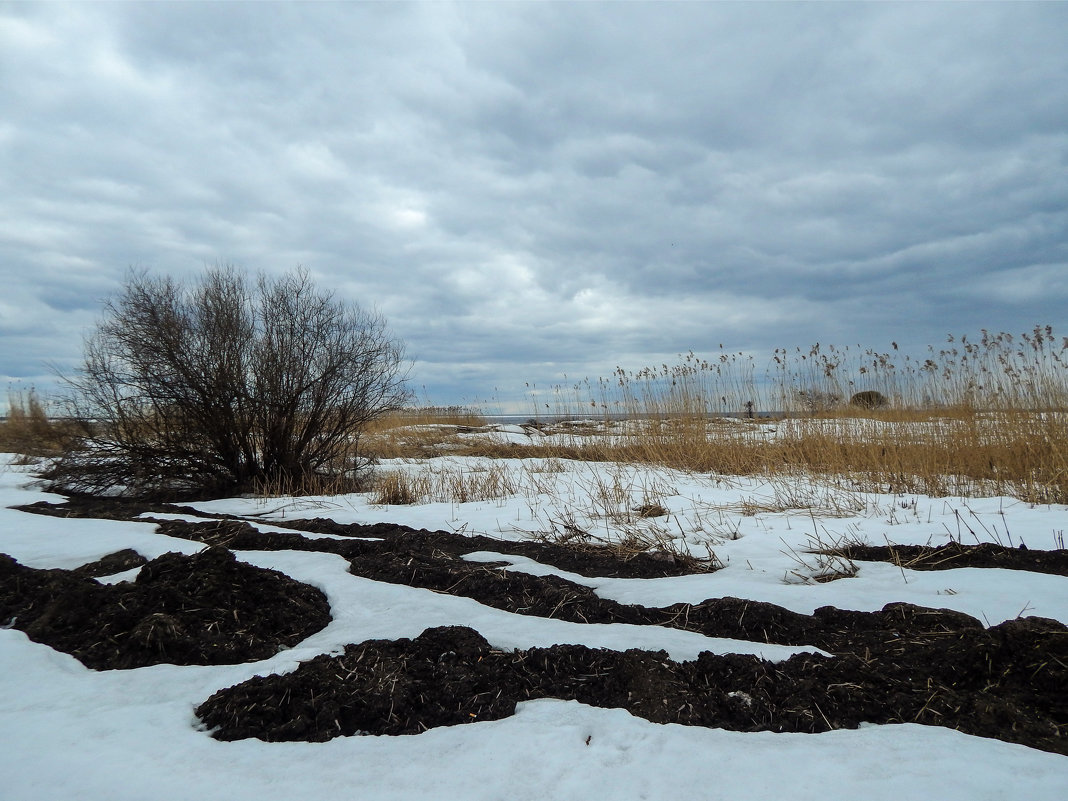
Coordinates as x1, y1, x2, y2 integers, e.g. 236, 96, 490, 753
1, 1, 1066, 410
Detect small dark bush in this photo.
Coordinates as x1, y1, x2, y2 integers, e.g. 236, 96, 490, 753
850, 390, 888, 409
50, 266, 411, 499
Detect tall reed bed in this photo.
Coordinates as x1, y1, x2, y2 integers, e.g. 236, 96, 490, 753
379, 327, 1067, 503
531, 325, 1068, 419
560, 327, 1067, 502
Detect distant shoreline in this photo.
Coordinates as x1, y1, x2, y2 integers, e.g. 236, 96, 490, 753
480, 412, 778, 425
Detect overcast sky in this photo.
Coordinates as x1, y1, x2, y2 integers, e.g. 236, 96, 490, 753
2, 1, 1066, 413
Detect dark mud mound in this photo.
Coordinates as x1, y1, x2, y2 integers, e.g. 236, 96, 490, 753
13, 499, 1068, 753
17, 498, 709, 579
15, 496, 206, 522
149, 520, 823, 636
197, 621, 1068, 754
149, 521, 1007, 659
0, 547, 331, 669
281, 517, 714, 578
71, 548, 148, 577
827, 541, 1068, 577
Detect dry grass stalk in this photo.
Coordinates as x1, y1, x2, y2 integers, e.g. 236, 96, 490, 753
370, 460, 519, 506
367, 411, 1067, 504
781, 521, 862, 584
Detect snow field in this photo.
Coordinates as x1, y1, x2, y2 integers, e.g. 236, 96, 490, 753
2, 454, 1066, 800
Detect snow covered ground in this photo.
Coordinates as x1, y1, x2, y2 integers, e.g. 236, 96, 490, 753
2, 453, 1066, 800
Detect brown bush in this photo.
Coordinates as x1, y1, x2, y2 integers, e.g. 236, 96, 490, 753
849, 390, 888, 409
48, 266, 411, 499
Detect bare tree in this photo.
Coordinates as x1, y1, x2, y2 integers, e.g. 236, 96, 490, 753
50, 266, 411, 498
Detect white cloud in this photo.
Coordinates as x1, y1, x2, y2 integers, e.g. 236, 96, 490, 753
956, 263, 1068, 305
285, 142, 349, 183
1, 1, 1066, 406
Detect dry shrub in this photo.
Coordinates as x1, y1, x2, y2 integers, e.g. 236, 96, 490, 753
252, 460, 372, 499
50, 266, 411, 500
372, 471, 425, 505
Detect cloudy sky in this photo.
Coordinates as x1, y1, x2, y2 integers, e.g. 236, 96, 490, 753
2, 1, 1066, 413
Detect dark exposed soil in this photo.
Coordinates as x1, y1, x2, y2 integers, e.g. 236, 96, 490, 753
823, 541, 1068, 577
0, 546, 331, 669
70, 547, 148, 577
145, 519, 1062, 659
9, 498, 1068, 754
197, 620, 1067, 756
18, 497, 710, 578
279, 515, 711, 577
15, 496, 208, 523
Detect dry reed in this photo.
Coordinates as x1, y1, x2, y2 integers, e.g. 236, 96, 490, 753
0, 388, 73, 457
370, 327, 1068, 504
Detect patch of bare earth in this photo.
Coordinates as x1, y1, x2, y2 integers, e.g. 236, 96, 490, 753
0, 546, 330, 669
8, 499, 1068, 755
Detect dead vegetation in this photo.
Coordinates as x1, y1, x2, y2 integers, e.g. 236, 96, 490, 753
360, 408, 1068, 506
354, 328, 1068, 505
0, 388, 76, 459
810, 540, 1068, 578
44, 266, 411, 500
8, 328, 1066, 504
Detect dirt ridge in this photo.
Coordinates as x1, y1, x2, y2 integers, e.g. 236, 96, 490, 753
196, 622, 1068, 755
7, 499, 1067, 754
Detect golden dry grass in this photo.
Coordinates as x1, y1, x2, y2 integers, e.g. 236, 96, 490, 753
385, 414, 1063, 503
370, 460, 520, 505
362, 406, 486, 459
368, 328, 1068, 504
0, 389, 73, 458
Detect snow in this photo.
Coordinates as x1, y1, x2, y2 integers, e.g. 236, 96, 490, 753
2, 453, 1066, 799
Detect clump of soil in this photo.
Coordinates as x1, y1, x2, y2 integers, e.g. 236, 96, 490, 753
19, 498, 715, 578
296, 517, 716, 577
71, 548, 147, 577
197, 620, 1068, 755
0, 546, 331, 669
15, 496, 205, 523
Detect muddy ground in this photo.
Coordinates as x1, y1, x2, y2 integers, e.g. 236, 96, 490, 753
825, 541, 1068, 577
5, 498, 1068, 755
0, 545, 330, 669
